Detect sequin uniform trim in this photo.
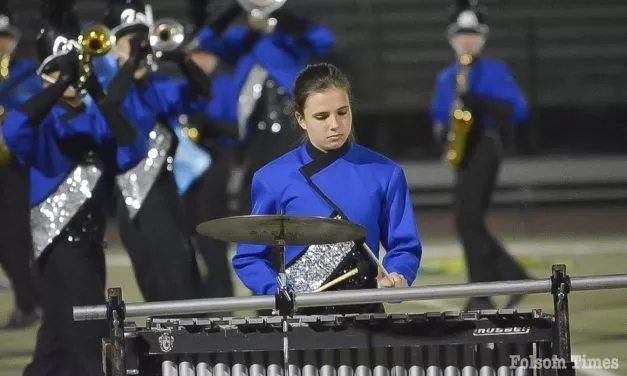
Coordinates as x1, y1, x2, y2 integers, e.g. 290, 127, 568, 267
286, 240, 356, 293
30, 165, 103, 259
116, 122, 173, 219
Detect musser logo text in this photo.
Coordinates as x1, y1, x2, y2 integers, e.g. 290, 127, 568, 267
472, 327, 531, 336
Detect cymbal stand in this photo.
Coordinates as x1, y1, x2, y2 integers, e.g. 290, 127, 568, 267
273, 213, 294, 376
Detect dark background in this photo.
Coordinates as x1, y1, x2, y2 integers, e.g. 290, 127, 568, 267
9, 0, 627, 160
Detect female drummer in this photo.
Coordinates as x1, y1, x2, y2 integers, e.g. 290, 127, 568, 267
232, 63, 422, 313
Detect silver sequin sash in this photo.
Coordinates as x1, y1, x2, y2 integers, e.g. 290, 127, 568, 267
286, 240, 356, 293
30, 164, 103, 259
116, 122, 173, 220
237, 64, 268, 141
286, 213, 359, 294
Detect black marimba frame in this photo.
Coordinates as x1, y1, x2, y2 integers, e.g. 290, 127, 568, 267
74, 264, 627, 376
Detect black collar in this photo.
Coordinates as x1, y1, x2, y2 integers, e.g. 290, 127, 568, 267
301, 141, 351, 178
306, 140, 351, 160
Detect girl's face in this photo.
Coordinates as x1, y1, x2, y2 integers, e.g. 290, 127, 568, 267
296, 87, 352, 152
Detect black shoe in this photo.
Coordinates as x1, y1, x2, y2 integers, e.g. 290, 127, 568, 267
464, 297, 496, 311
2, 307, 40, 330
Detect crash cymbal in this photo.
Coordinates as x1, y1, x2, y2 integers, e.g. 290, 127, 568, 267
196, 215, 366, 246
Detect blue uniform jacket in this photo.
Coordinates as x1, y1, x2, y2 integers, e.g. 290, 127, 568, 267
100, 72, 207, 137
95, 55, 214, 194
196, 23, 334, 73
94, 52, 208, 134
2, 103, 148, 206
431, 57, 528, 128
232, 142, 422, 295
123, 74, 212, 194
0, 60, 42, 109
197, 23, 334, 138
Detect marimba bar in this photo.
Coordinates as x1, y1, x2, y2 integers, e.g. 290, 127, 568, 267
73, 274, 627, 321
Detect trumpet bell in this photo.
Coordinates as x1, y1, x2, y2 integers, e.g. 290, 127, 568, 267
150, 18, 185, 53
78, 24, 115, 57
237, 0, 287, 17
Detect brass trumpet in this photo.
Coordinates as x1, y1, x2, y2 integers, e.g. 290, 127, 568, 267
150, 18, 185, 54
78, 24, 115, 57
143, 16, 185, 71
445, 53, 474, 168
75, 24, 115, 91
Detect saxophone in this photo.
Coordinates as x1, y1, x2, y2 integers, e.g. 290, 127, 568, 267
0, 53, 11, 163
445, 53, 474, 168
0, 53, 9, 80
0, 105, 10, 165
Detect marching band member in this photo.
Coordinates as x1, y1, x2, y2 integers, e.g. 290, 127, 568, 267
232, 63, 422, 314
188, 4, 334, 301
192, 1, 335, 215
101, 0, 212, 302
431, 0, 529, 310
175, 0, 243, 300
2, 4, 147, 373
0, 1, 41, 329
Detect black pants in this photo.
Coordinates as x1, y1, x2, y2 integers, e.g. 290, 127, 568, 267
117, 168, 200, 302
24, 204, 108, 376
183, 150, 234, 299
0, 161, 37, 313
454, 133, 528, 285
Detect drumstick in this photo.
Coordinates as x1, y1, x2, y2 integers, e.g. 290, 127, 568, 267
362, 243, 390, 278
314, 268, 359, 293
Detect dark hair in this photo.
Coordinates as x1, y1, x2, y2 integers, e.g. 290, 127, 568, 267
292, 63, 356, 143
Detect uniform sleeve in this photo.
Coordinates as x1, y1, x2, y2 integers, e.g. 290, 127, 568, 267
478, 63, 528, 125
196, 25, 252, 64
87, 105, 147, 173
496, 65, 528, 125
204, 74, 237, 123
113, 129, 148, 172
24, 75, 43, 100
2, 110, 72, 176
232, 172, 280, 295
431, 70, 452, 127
139, 75, 207, 120
271, 23, 334, 62
379, 166, 422, 285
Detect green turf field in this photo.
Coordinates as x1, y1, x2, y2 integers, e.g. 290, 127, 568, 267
0, 232, 625, 375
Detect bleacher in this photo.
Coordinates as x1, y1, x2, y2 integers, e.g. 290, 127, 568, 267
10, 0, 627, 206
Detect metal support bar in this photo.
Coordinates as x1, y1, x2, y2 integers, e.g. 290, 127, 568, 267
74, 272, 627, 321
552, 265, 575, 376
106, 288, 126, 376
